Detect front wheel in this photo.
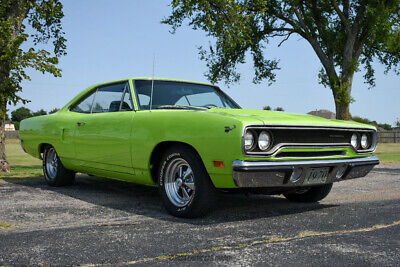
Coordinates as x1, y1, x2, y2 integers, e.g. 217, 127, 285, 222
43, 146, 75, 186
158, 145, 215, 218
283, 183, 333, 203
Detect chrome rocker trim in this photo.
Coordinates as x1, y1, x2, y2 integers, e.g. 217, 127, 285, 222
232, 156, 379, 188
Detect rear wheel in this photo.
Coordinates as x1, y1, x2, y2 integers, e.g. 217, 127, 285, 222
283, 183, 333, 203
43, 146, 75, 186
158, 145, 215, 218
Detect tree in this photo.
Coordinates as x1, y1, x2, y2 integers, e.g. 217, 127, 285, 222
263, 105, 272, 110
351, 115, 393, 130
274, 107, 285, 111
396, 118, 400, 128
32, 108, 47, 117
379, 123, 393, 131
11, 107, 31, 122
163, 0, 400, 120
49, 108, 59, 114
0, 0, 66, 172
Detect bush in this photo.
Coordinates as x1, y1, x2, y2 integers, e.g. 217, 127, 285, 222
11, 107, 32, 122
13, 121, 20, 130
263, 106, 285, 111
351, 116, 371, 125
351, 115, 393, 130
263, 106, 272, 110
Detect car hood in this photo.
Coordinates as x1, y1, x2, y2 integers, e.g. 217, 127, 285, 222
207, 108, 376, 129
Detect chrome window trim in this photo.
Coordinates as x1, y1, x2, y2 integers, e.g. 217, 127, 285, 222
241, 125, 378, 157
132, 79, 241, 111
68, 80, 134, 113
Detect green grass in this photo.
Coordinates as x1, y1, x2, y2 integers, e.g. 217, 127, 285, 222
1, 139, 42, 178
1, 139, 399, 179
375, 143, 400, 163
0, 222, 16, 229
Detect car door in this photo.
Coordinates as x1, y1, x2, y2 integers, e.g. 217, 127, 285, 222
72, 81, 135, 174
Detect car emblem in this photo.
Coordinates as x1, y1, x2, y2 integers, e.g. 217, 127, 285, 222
225, 125, 236, 133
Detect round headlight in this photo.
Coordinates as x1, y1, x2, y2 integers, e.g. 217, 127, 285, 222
244, 131, 255, 150
351, 133, 358, 148
361, 134, 369, 149
258, 131, 271, 151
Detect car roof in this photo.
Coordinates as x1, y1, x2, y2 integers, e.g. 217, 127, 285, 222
60, 77, 217, 111
91, 77, 215, 88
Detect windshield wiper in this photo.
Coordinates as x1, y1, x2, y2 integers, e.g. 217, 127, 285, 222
155, 105, 207, 110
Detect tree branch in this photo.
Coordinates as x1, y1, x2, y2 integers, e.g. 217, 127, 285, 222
278, 32, 293, 47
286, 2, 337, 83
331, 0, 351, 32
351, 4, 367, 35
290, 3, 309, 33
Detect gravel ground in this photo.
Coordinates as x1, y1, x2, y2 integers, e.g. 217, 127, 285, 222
0, 163, 399, 266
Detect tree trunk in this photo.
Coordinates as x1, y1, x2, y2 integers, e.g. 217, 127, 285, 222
332, 72, 353, 121
334, 99, 350, 120
0, 100, 11, 172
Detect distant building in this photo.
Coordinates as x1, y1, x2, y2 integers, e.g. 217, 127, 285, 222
5, 121, 15, 131
308, 109, 336, 119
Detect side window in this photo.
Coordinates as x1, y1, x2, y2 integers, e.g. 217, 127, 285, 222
70, 91, 96, 113
138, 94, 150, 109
121, 89, 133, 111
92, 83, 133, 113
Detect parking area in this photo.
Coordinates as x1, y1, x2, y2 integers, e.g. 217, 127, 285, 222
1, 164, 400, 265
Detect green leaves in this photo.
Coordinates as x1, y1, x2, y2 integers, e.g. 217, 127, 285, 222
0, 0, 66, 109
28, 0, 66, 57
163, 0, 400, 119
163, 0, 280, 85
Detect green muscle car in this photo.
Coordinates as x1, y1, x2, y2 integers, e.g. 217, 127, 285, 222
19, 78, 379, 218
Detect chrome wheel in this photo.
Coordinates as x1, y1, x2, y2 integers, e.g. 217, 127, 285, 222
45, 148, 58, 180
164, 158, 195, 207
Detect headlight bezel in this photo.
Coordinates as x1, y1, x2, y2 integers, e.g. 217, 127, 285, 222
351, 131, 376, 152
242, 128, 274, 154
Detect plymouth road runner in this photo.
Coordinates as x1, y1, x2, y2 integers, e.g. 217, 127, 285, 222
19, 78, 379, 217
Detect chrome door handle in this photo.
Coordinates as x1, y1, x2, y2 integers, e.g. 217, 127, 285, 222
77, 122, 86, 126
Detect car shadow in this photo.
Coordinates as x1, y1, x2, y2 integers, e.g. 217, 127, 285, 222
3, 174, 337, 225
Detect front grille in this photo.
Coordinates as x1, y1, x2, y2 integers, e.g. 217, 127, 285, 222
270, 128, 352, 144
275, 151, 346, 158
244, 126, 377, 156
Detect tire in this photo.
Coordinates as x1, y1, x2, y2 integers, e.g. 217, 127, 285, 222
283, 183, 333, 203
158, 145, 215, 218
43, 146, 75, 187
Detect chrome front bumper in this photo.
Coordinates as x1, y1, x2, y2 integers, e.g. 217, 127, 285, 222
232, 156, 379, 188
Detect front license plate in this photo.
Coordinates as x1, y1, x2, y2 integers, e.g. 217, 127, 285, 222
303, 167, 329, 185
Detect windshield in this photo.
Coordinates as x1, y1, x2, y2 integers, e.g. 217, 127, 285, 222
134, 80, 241, 110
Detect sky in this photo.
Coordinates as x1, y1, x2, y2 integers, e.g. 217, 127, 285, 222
13, 0, 400, 125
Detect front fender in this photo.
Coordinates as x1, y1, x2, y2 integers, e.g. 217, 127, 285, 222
131, 110, 245, 188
